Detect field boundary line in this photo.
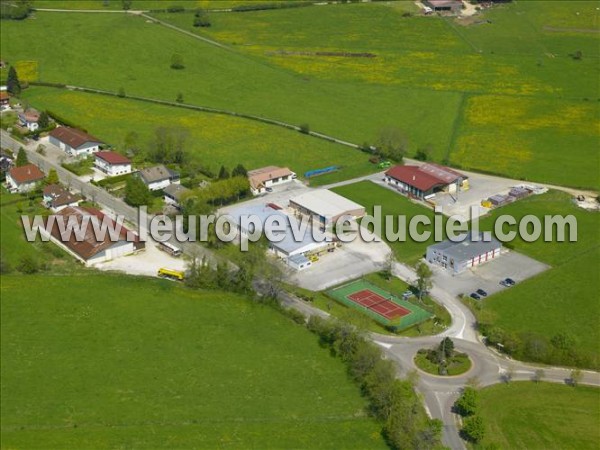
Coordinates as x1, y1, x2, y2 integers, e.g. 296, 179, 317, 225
444, 91, 468, 164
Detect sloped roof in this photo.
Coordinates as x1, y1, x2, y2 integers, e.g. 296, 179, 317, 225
385, 164, 465, 192
49, 127, 103, 149
95, 151, 131, 165
44, 206, 139, 261
428, 232, 502, 262
138, 165, 177, 184
9, 164, 45, 184
43, 184, 81, 208
247, 166, 294, 190
163, 183, 190, 201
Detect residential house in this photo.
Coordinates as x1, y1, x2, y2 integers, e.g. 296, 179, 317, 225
18, 108, 40, 132
40, 206, 144, 266
43, 184, 82, 212
0, 91, 9, 108
49, 127, 103, 157
137, 165, 180, 191
6, 163, 45, 193
163, 183, 191, 208
247, 166, 296, 195
94, 151, 132, 177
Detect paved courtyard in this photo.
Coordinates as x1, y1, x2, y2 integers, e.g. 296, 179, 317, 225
430, 250, 550, 299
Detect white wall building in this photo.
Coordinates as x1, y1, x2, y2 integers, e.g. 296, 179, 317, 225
248, 166, 296, 195
94, 151, 132, 177
49, 127, 103, 157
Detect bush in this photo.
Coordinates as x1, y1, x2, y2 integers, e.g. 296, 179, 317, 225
454, 387, 479, 416
282, 308, 306, 325
299, 123, 310, 134
17, 255, 39, 274
461, 415, 485, 443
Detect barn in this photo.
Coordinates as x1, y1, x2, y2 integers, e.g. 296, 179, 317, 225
49, 127, 103, 157
385, 163, 468, 199
426, 232, 502, 273
289, 189, 365, 228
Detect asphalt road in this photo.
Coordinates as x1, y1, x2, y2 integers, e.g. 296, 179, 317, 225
2, 129, 599, 449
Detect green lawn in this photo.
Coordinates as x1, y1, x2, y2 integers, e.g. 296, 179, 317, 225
476, 382, 600, 450
477, 191, 600, 367
22, 87, 378, 184
332, 181, 445, 266
0, 11, 462, 160
0, 274, 387, 449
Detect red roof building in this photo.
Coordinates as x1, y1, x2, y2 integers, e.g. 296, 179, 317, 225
49, 127, 103, 157
6, 164, 45, 192
385, 164, 467, 199
94, 151, 132, 176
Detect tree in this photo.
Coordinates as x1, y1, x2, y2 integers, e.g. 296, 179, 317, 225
415, 261, 432, 303
380, 252, 394, 281
117, 87, 126, 98
454, 386, 478, 416
17, 255, 39, 274
415, 144, 433, 161
461, 415, 485, 443
170, 53, 185, 70
7, 66, 21, 96
570, 368, 583, 387
122, 0, 132, 10
299, 123, 310, 134
376, 126, 408, 162
16, 147, 28, 167
45, 168, 59, 185
1, 0, 32, 19
176, 92, 184, 103
218, 165, 230, 180
231, 164, 247, 177
124, 176, 152, 207
193, 8, 211, 27
123, 130, 140, 154
439, 337, 454, 359
38, 111, 50, 129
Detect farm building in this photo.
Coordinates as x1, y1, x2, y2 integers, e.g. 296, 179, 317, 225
247, 166, 296, 195
49, 127, 103, 157
94, 151, 132, 177
289, 189, 365, 227
18, 108, 40, 132
137, 165, 180, 191
423, 0, 462, 13
426, 232, 502, 274
6, 163, 45, 193
42, 184, 82, 212
385, 163, 468, 199
40, 206, 144, 266
163, 184, 191, 208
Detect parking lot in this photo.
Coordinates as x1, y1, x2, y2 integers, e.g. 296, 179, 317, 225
430, 250, 550, 299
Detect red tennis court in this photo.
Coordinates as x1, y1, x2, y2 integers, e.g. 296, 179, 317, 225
348, 289, 411, 320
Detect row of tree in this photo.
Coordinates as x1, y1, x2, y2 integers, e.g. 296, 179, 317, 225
0, 0, 32, 20
306, 316, 444, 450
453, 386, 486, 443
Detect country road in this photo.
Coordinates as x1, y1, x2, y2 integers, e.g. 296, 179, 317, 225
2, 129, 599, 449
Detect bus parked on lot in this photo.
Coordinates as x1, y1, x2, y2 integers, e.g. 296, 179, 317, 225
157, 241, 182, 257
158, 268, 185, 281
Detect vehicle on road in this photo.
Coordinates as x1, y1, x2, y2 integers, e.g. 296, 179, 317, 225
266, 187, 273, 192
470, 293, 481, 300
476, 288, 488, 297
402, 290, 414, 299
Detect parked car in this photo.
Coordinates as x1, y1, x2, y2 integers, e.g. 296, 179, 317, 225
476, 288, 488, 297
500, 278, 516, 287
470, 293, 481, 300
265, 187, 273, 193
402, 290, 414, 299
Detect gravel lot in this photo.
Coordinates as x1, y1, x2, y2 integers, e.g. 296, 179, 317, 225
95, 239, 187, 277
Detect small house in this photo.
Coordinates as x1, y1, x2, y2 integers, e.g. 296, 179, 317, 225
6, 163, 45, 193
94, 151, 132, 177
18, 108, 40, 132
137, 165, 180, 191
43, 184, 82, 212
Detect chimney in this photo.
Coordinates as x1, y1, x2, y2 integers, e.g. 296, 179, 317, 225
413, 175, 416, 181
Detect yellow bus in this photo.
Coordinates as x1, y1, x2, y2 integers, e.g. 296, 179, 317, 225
157, 268, 185, 281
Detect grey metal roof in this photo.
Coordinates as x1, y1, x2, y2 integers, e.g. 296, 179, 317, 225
429, 232, 501, 262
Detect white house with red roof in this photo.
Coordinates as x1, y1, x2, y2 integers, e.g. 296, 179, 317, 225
6, 163, 45, 193
49, 127, 103, 157
94, 151, 132, 177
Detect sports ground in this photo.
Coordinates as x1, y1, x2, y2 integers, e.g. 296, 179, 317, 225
328, 279, 431, 331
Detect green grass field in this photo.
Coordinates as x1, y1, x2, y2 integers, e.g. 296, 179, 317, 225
476, 382, 600, 449
21, 87, 377, 184
0, 11, 461, 159
0, 274, 387, 449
